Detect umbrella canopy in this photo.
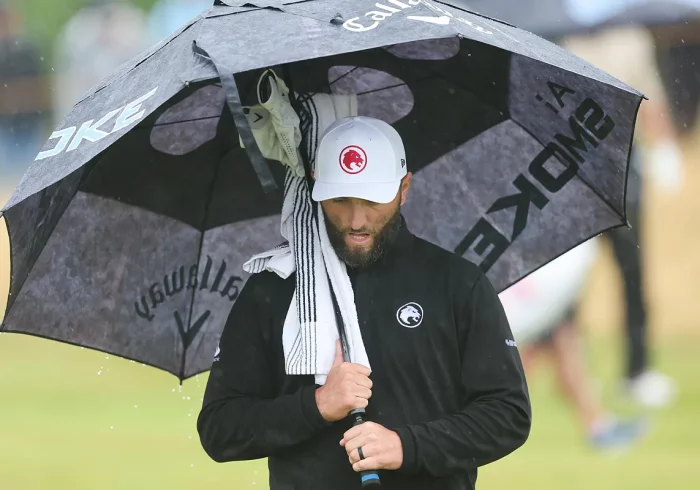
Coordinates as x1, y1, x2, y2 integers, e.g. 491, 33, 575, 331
0, 0, 642, 380
455, 0, 700, 38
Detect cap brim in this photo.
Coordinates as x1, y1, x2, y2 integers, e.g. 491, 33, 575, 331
311, 180, 401, 204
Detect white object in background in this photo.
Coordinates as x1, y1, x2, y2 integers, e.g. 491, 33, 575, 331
498, 238, 600, 345
646, 139, 684, 193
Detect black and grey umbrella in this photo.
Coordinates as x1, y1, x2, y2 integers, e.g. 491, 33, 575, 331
455, 0, 700, 38
1, 0, 643, 381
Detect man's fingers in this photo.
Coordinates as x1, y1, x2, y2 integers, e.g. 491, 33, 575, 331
354, 396, 369, 410
350, 373, 373, 390
349, 444, 376, 464
342, 422, 376, 445
343, 432, 371, 454
347, 363, 371, 377
353, 457, 380, 473
352, 386, 372, 400
341, 427, 360, 447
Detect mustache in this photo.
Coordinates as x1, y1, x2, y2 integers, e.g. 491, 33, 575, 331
342, 227, 375, 235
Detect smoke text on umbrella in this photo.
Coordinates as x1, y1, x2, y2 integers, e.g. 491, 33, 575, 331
456, 82, 616, 272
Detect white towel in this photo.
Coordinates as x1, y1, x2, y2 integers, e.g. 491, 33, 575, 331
243, 84, 369, 385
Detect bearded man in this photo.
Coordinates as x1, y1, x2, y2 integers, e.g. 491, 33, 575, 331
198, 116, 531, 490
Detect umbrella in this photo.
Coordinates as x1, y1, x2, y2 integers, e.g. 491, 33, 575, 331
0, 0, 643, 381
454, 0, 700, 38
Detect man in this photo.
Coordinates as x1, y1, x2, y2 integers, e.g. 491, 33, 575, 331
198, 116, 531, 489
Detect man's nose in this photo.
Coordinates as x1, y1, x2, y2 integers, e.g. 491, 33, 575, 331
349, 203, 369, 231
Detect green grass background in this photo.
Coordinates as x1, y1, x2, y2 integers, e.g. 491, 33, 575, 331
1, 330, 698, 490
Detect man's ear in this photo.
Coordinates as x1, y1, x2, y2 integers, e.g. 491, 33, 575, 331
400, 173, 412, 206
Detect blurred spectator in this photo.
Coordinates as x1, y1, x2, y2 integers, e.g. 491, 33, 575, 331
147, 0, 211, 44
651, 20, 700, 138
521, 312, 648, 451
561, 26, 680, 409
52, 0, 149, 124
564, 26, 685, 192
0, 1, 49, 184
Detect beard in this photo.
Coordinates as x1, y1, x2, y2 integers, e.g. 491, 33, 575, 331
322, 202, 403, 269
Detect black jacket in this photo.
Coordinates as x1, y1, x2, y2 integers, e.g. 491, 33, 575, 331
198, 221, 531, 489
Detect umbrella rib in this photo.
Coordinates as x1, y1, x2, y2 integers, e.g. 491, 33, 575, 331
149, 115, 222, 128
177, 149, 226, 381
355, 82, 410, 97
329, 66, 361, 86
331, 74, 440, 97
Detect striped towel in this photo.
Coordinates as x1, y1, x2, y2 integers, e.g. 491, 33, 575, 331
243, 92, 369, 385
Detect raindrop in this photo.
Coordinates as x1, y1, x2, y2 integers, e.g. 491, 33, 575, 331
190, 464, 194, 468
97, 370, 103, 375
40, 56, 44, 61
105, 356, 110, 360
186, 396, 191, 401
51, 67, 55, 72
188, 413, 192, 417
172, 388, 176, 392
110, 426, 114, 430
189, 435, 193, 439
134, 405, 138, 408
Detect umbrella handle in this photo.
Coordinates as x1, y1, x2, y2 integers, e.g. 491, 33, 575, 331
350, 409, 382, 487
323, 250, 380, 486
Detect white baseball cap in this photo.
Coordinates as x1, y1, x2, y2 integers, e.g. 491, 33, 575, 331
311, 116, 407, 204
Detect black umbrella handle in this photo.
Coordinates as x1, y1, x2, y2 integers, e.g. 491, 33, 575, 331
327, 272, 381, 487
351, 408, 382, 487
